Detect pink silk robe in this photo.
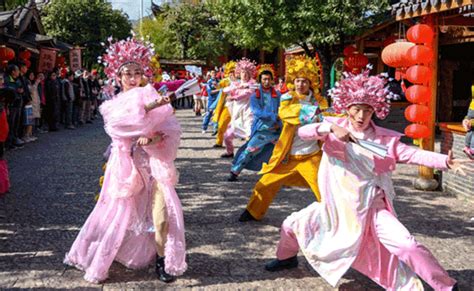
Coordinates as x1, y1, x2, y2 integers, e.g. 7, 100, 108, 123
64, 84, 186, 283
288, 117, 450, 289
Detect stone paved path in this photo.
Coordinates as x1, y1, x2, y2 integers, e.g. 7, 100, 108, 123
1, 109, 473, 290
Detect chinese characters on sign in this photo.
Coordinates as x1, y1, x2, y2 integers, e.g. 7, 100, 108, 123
69, 48, 82, 72
38, 48, 57, 73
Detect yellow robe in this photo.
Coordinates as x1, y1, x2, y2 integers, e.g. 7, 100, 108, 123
213, 78, 232, 146
247, 91, 328, 220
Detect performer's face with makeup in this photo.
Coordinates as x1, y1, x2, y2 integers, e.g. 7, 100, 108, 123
294, 78, 310, 95
347, 104, 374, 131
120, 63, 143, 92
240, 71, 250, 82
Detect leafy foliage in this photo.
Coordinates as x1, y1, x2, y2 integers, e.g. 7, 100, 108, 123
42, 0, 132, 67
137, 2, 227, 63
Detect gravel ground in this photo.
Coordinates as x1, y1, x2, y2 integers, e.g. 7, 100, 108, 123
0, 109, 473, 290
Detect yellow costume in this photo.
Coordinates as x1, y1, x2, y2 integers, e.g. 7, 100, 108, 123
244, 55, 328, 220
213, 61, 236, 146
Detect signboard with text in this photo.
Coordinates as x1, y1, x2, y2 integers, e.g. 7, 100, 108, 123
38, 48, 57, 73
69, 48, 82, 72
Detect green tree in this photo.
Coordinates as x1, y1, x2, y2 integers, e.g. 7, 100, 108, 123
210, 0, 390, 91
136, 16, 180, 59
1, 0, 28, 11
139, 2, 227, 63
42, 0, 132, 67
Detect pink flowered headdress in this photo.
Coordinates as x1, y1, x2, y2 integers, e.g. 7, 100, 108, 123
235, 58, 256, 77
329, 66, 396, 119
98, 33, 155, 81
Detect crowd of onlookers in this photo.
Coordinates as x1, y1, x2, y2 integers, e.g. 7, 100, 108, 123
0, 63, 104, 150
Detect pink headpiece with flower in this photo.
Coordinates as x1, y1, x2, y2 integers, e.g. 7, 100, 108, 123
329, 67, 395, 119
235, 58, 256, 77
98, 34, 155, 80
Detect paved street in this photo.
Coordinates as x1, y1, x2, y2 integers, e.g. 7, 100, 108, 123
1, 109, 473, 290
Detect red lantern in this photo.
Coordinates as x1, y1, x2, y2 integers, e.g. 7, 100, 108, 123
381, 41, 415, 68
344, 53, 368, 73
406, 65, 431, 85
407, 24, 434, 44
24, 59, 31, 68
405, 85, 431, 104
404, 104, 430, 123
343, 45, 357, 57
405, 123, 431, 139
406, 45, 433, 65
0, 46, 15, 65
19, 50, 31, 60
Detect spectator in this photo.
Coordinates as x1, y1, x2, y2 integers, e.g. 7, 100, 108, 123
62, 71, 76, 129
5, 64, 24, 148
0, 73, 15, 195
80, 70, 92, 124
29, 72, 43, 134
89, 70, 101, 120
36, 72, 47, 132
18, 62, 32, 140
45, 71, 61, 131
23, 71, 38, 142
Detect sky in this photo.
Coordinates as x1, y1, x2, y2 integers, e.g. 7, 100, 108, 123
108, 0, 157, 21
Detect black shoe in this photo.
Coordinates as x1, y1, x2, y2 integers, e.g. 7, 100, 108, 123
220, 152, 234, 158
211, 130, 218, 136
212, 144, 224, 148
239, 209, 257, 222
227, 172, 238, 182
265, 256, 298, 272
155, 256, 176, 283
452, 283, 459, 291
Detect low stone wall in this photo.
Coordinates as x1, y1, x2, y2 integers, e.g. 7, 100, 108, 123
439, 123, 474, 199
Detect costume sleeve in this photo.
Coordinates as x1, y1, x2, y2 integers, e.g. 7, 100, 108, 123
298, 121, 331, 141
278, 94, 321, 126
394, 141, 449, 170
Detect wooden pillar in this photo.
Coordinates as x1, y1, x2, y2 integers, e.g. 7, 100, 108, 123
259, 49, 265, 63
415, 15, 439, 190
277, 47, 285, 77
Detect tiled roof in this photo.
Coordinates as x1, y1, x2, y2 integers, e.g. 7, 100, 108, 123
392, 0, 474, 19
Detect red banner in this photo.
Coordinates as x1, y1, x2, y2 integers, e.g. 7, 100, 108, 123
69, 48, 82, 72
38, 48, 57, 73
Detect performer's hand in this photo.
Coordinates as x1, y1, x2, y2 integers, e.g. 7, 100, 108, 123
149, 132, 165, 145
330, 124, 356, 142
447, 150, 471, 176
137, 136, 152, 146
462, 119, 471, 131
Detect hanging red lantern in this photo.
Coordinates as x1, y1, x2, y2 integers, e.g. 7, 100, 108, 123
405, 123, 430, 139
19, 50, 31, 60
404, 104, 430, 123
407, 24, 434, 44
343, 45, 357, 57
24, 59, 31, 68
381, 41, 415, 68
0, 46, 15, 65
344, 53, 368, 73
405, 85, 431, 104
406, 45, 433, 65
406, 65, 431, 85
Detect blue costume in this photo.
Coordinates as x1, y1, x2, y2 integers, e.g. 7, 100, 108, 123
231, 85, 281, 175
202, 77, 219, 131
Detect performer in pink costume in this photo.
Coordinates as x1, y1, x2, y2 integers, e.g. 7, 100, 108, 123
221, 58, 257, 158
266, 70, 468, 291
64, 36, 186, 283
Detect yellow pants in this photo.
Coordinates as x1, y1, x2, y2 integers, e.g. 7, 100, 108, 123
215, 107, 231, 146
246, 152, 322, 220
153, 183, 168, 257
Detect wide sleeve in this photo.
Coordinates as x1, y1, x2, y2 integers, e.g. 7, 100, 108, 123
278, 94, 320, 126
394, 141, 449, 170
100, 85, 172, 139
